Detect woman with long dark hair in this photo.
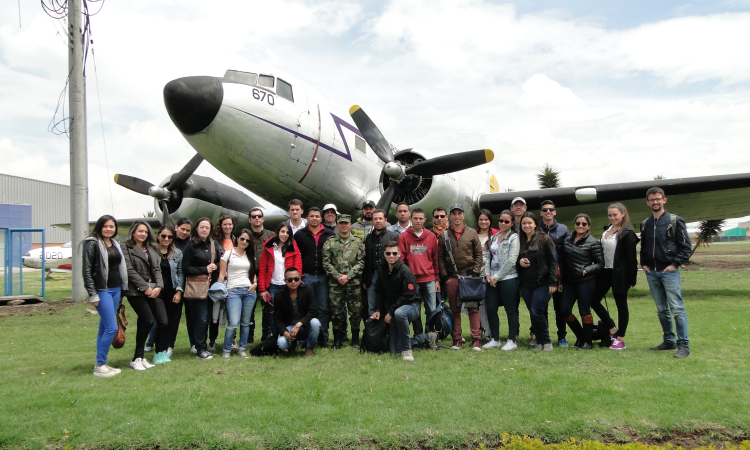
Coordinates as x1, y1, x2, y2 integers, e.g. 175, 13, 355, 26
208, 215, 237, 350
82, 215, 128, 377
476, 209, 498, 342
122, 221, 164, 370
152, 225, 184, 363
591, 203, 639, 350
258, 222, 302, 339
182, 217, 224, 360
516, 212, 558, 352
483, 210, 520, 350
559, 213, 605, 350
218, 229, 258, 359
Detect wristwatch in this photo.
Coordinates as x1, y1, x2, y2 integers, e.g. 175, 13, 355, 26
295, 322, 302, 328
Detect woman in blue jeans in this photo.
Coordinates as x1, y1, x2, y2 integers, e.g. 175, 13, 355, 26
82, 215, 128, 378
516, 212, 558, 352
218, 229, 258, 359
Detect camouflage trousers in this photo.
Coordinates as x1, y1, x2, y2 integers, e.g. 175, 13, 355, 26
329, 280, 362, 338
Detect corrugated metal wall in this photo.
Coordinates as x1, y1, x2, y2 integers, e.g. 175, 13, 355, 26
0, 173, 71, 243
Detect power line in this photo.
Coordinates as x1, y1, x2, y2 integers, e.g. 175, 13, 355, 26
91, 46, 115, 215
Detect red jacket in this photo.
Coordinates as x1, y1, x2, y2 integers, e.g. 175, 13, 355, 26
258, 237, 302, 292
398, 226, 440, 283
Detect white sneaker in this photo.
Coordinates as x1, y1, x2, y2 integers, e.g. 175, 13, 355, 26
130, 358, 146, 371
144, 344, 153, 352
501, 340, 518, 351
93, 365, 118, 378
191, 345, 197, 354
103, 364, 121, 374
402, 350, 414, 362
231, 340, 238, 350
166, 347, 173, 357
140, 358, 155, 369
482, 339, 501, 349
222, 352, 231, 360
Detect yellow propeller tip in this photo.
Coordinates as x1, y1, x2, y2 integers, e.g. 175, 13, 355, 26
349, 105, 361, 115
114, 174, 119, 183
484, 149, 494, 162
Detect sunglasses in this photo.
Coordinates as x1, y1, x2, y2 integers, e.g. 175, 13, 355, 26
384, 251, 399, 256
433, 214, 446, 219
159, 234, 173, 240
250, 214, 263, 219
497, 220, 512, 224
541, 208, 555, 212
575, 221, 590, 226
238, 237, 251, 242
285, 277, 301, 283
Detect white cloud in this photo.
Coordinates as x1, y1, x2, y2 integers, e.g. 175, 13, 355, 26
518, 74, 585, 109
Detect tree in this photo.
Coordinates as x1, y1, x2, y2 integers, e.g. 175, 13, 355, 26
143, 211, 156, 218
537, 164, 561, 189
653, 174, 666, 180
689, 219, 725, 260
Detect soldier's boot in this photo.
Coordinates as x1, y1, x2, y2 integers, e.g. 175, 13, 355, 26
332, 331, 343, 350
350, 329, 360, 348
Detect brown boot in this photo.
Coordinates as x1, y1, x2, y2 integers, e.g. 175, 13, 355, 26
305, 348, 315, 358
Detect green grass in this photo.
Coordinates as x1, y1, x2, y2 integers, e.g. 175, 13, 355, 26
0, 264, 749, 449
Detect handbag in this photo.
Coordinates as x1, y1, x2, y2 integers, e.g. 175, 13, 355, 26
360, 318, 390, 354
443, 231, 486, 308
184, 239, 216, 299
112, 303, 128, 349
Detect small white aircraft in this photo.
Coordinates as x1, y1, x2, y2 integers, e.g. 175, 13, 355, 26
23, 242, 73, 274
103, 66, 750, 232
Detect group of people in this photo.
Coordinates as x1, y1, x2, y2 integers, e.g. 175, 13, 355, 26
83, 186, 693, 377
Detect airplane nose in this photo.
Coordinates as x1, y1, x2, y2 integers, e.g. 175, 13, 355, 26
164, 76, 224, 135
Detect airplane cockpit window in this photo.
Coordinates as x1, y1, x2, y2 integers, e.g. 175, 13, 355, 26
224, 70, 257, 86
258, 75, 275, 88
277, 79, 294, 102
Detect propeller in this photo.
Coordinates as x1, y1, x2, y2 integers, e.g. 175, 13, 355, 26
349, 105, 494, 211
114, 155, 205, 227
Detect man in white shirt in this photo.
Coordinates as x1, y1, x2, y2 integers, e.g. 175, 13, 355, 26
287, 199, 308, 235
388, 202, 412, 234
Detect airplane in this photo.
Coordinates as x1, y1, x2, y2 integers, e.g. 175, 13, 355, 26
103, 66, 750, 234
23, 242, 73, 276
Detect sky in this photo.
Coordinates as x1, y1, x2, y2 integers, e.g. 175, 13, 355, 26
1, 0, 749, 227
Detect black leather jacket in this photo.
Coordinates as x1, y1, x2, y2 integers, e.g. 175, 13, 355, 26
561, 232, 604, 284
82, 238, 128, 298
122, 243, 164, 297
363, 228, 399, 286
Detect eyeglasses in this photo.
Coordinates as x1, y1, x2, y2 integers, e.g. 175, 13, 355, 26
250, 214, 263, 219
575, 221, 589, 227
541, 208, 555, 212
285, 277, 301, 283
498, 220, 511, 224
384, 251, 399, 256
159, 234, 173, 240
433, 214, 446, 219
238, 237, 251, 242
647, 198, 664, 203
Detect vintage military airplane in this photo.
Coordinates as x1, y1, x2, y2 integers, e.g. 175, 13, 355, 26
22, 242, 73, 275
108, 66, 750, 233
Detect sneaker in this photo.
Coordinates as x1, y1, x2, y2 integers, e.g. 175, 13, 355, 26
450, 340, 462, 350
153, 352, 164, 364
577, 342, 593, 351
650, 341, 677, 351
232, 340, 238, 350
222, 352, 231, 360
471, 340, 482, 352
191, 345, 197, 354
482, 339, 501, 349
558, 339, 569, 348
305, 348, 315, 358
238, 350, 249, 359
460, 337, 466, 344
529, 339, 537, 346
103, 364, 121, 374
674, 347, 691, 358
543, 343, 553, 352
162, 351, 171, 363
501, 340, 517, 351
196, 351, 213, 360
427, 332, 439, 351
144, 344, 153, 352
208, 341, 216, 351
533, 344, 543, 352
402, 350, 414, 362
610, 338, 626, 350
166, 347, 173, 358
93, 365, 118, 378
140, 358, 155, 369
130, 358, 146, 371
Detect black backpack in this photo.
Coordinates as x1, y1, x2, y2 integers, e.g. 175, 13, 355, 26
249, 336, 280, 356
426, 293, 454, 341
360, 318, 390, 354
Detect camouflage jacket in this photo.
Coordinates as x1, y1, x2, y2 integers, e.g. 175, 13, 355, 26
322, 234, 365, 280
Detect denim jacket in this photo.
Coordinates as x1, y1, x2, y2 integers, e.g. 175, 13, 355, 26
167, 248, 185, 292
485, 231, 519, 281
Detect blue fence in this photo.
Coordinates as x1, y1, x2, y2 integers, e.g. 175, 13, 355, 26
1, 228, 45, 297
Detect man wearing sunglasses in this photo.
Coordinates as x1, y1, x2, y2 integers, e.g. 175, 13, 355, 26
640, 187, 692, 358
274, 268, 321, 357
538, 200, 570, 347
363, 210, 399, 318
247, 207, 275, 342
430, 207, 448, 239
370, 242, 439, 361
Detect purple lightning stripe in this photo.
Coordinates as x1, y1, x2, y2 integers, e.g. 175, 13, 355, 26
226, 105, 356, 161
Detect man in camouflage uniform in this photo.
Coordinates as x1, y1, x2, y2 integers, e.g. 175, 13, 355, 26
323, 214, 366, 349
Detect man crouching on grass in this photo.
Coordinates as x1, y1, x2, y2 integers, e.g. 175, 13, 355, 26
275, 268, 321, 357
370, 242, 438, 362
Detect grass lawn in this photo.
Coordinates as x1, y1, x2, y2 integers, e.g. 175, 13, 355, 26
0, 244, 749, 449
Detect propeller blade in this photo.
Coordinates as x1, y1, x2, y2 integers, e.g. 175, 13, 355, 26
160, 201, 173, 228
349, 105, 393, 164
376, 183, 397, 212
167, 153, 204, 191
114, 174, 154, 196
406, 149, 494, 177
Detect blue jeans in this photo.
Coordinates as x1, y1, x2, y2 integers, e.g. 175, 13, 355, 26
302, 274, 330, 343
94, 287, 121, 366
389, 303, 430, 353
277, 318, 321, 350
366, 273, 379, 316
185, 298, 210, 353
224, 287, 257, 351
646, 270, 690, 347
485, 278, 520, 341
412, 281, 436, 336
520, 283, 552, 345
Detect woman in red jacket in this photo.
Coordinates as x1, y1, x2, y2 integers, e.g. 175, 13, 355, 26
258, 222, 302, 336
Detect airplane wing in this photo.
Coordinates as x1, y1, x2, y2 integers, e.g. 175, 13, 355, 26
478, 172, 750, 234
53, 217, 163, 237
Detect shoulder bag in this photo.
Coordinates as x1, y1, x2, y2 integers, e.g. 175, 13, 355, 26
443, 230, 486, 308
184, 239, 216, 300
112, 303, 128, 349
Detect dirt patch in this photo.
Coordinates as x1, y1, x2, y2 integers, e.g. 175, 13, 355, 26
0, 298, 78, 318
599, 425, 748, 449
682, 259, 750, 272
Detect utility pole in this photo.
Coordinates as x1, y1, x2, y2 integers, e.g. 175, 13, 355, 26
69, 0, 89, 302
